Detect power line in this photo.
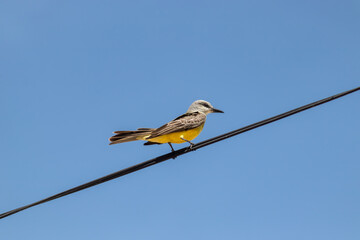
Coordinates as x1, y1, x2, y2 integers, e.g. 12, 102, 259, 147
1, 86, 359, 219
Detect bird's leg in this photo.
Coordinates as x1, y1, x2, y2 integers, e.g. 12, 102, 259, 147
168, 142, 175, 152
180, 137, 195, 150
168, 143, 177, 159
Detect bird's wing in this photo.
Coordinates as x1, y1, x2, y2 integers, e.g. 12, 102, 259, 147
147, 112, 206, 139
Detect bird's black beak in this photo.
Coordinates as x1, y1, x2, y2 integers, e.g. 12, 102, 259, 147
212, 108, 224, 113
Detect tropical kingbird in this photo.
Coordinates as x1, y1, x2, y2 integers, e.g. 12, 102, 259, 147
109, 100, 223, 151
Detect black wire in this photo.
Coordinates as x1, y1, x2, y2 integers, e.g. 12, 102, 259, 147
1, 86, 359, 219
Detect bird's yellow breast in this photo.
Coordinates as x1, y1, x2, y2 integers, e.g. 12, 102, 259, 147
146, 124, 205, 144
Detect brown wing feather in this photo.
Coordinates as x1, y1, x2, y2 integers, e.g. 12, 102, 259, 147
147, 112, 206, 139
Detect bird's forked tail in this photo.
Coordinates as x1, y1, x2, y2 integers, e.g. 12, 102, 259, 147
108, 128, 154, 145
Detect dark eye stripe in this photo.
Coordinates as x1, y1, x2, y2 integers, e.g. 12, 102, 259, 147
200, 102, 211, 108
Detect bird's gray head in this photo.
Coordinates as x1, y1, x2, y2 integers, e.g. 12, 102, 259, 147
186, 100, 224, 114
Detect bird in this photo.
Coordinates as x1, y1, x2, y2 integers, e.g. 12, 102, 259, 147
109, 100, 224, 152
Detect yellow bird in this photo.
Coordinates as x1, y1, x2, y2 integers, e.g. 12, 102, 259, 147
109, 100, 224, 151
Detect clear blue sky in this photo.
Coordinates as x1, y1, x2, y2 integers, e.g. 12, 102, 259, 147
1, 1, 359, 239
